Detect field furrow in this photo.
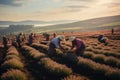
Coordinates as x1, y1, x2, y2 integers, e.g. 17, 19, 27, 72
31, 43, 120, 80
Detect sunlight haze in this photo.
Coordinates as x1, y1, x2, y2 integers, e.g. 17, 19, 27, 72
0, 0, 120, 21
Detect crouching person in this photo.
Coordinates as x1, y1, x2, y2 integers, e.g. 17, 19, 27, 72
69, 36, 86, 56
48, 35, 65, 56
2, 35, 8, 49
98, 35, 108, 45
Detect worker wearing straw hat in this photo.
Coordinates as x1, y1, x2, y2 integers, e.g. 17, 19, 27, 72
69, 36, 86, 56
48, 35, 65, 56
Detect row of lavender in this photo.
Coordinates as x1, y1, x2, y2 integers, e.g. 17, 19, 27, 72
21, 45, 89, 80
31, 43, 120, 80
0, 46, 27, 80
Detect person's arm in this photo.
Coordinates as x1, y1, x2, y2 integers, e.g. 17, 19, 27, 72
54, 38, 60, 48
54, 38, 64, 52
59, 41, 64, 50
59, 42, 65, 52
71, 41, 75, 50
77, 40, 83, 49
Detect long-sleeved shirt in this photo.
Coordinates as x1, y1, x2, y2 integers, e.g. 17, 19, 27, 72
71, 38, 83, 49
51, 37, 60, 48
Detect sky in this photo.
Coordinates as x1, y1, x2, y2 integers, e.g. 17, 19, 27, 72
0, 0, 120, 21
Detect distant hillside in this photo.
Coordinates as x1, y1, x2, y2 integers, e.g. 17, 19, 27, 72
47, 15, 120, 28
0, 25, 34, 34
0, 15, 120, 34
32, 15, 120, 32
0, 20, 76, 25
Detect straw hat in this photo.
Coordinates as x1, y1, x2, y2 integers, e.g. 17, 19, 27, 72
69, 36, 76, 41
101, 37, 108, 41
58, 35, 65, 41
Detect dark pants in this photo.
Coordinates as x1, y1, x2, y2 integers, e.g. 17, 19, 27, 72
29, 39, 33, 45
18, 41, 21, 48
3, 43, 7, 49
46, 37, 49, 41
100, 39, 106, 43
17, 39, 22, 48
48, 42, 56, 56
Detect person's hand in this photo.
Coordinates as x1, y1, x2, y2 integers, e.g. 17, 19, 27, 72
61, 49, 65, 53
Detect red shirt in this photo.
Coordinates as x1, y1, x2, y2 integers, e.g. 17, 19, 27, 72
72, 38, 83, 49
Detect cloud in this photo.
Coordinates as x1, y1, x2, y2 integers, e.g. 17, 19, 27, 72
63, 0, 96, 12
52, 0, 61, 3
65, 5, 88, 9
64, 8, 82, 12
107, 2, 120, 7
0, 0, 32, 6
65, 0, 96, 2
63, 5, 88, 12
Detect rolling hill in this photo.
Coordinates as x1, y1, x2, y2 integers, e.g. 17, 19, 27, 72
0, 15, 120, 34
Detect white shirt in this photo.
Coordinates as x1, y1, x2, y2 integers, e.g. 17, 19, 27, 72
51, 37, 60, 48
101, 37, 107, 41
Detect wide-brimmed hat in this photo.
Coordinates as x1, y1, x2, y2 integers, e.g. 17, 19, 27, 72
58, 35, 65, 41
69, 36, 76, 41
101, 37, 108, 41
